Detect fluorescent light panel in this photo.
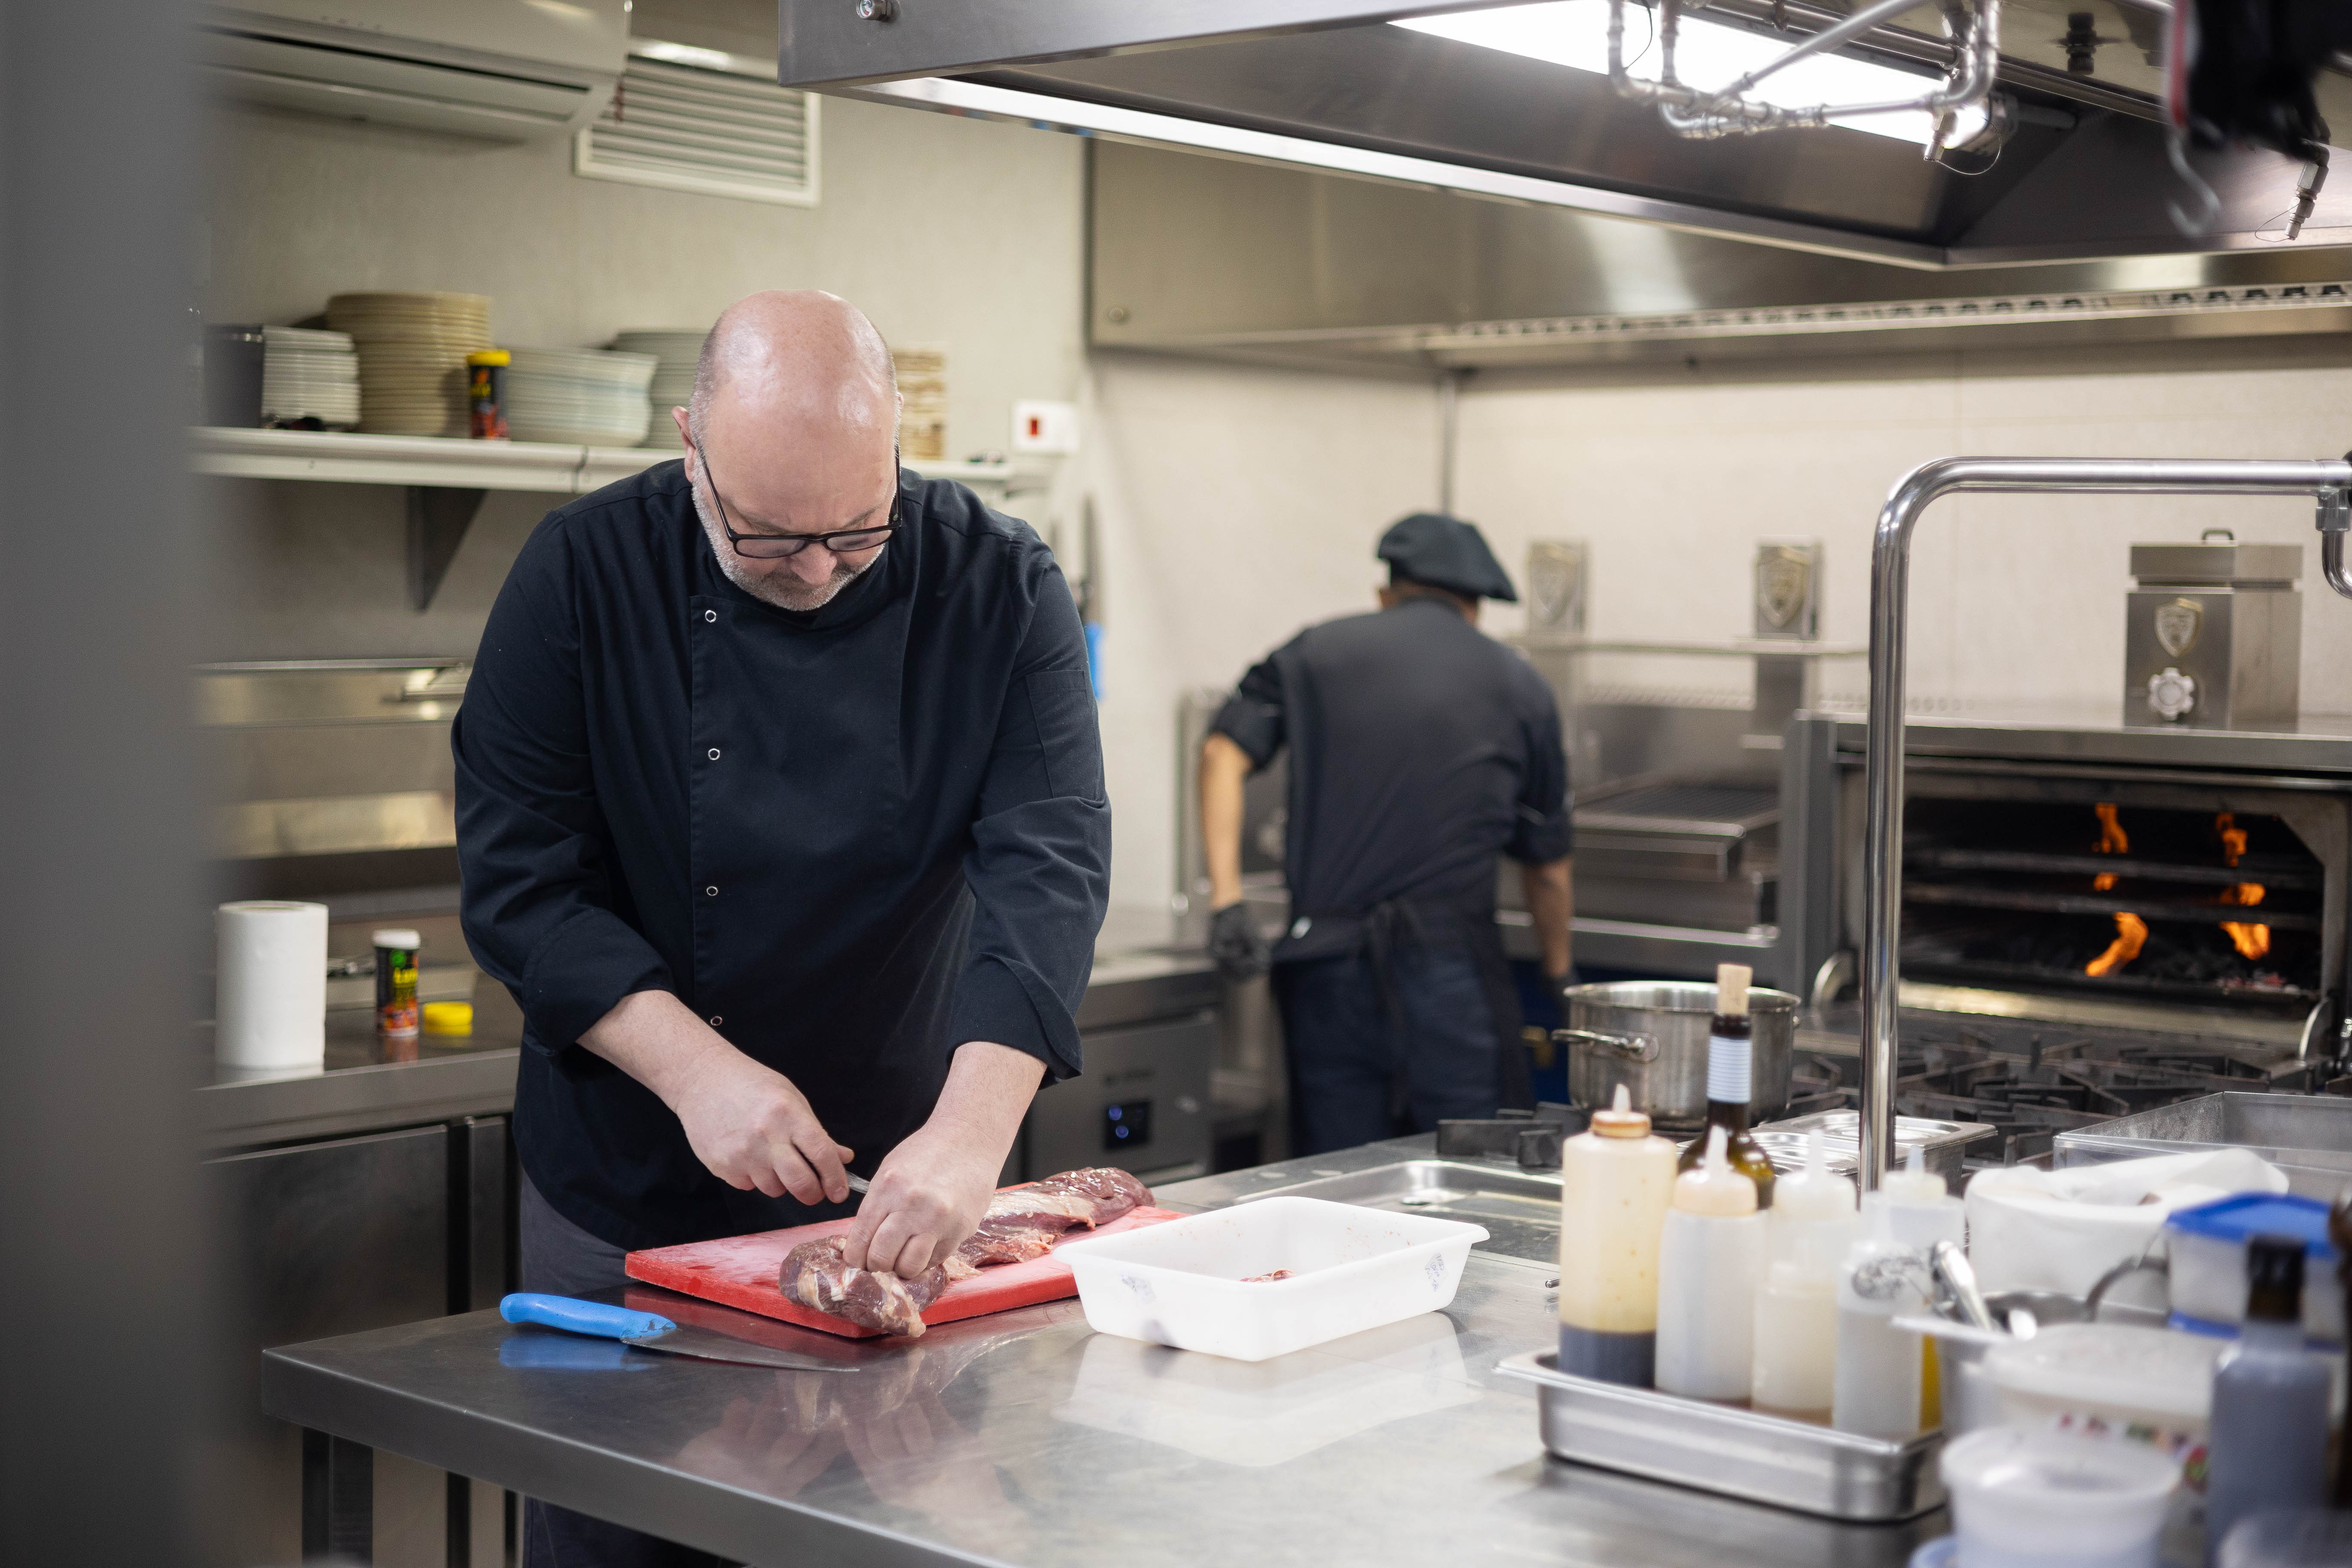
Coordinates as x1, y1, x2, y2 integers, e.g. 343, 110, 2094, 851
1395, 2, 1985, 146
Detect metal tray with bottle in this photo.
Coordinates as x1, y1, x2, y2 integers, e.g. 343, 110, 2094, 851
1495, 1350, 1946, 1521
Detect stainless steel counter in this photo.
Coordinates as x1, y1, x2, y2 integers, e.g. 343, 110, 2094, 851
1828, 705, 2352, 776
263, 1135, 1944, 1566
199, 916, 1221, 1149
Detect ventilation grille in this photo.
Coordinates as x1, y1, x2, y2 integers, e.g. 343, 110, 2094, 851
574, 47, 818, 207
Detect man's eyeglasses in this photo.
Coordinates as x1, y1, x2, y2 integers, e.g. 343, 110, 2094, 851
701, 449, 901, 560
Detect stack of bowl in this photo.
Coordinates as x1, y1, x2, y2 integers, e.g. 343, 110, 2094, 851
504, 347, 660, 447
259, 326, 360, 429
325, 292, 492, 438
609, 329, 707, 449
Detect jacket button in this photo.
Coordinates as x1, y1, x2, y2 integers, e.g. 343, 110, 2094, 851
705, 885, 718, 897
709, 1015, 723, 1027
707, 748, 721, 761
703, 609, 717, 623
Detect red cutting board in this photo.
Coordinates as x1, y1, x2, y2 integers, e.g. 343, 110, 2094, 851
625, 1204, 1184, 1338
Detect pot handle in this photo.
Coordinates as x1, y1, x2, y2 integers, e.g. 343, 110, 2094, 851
1553, 1027, 1660, 1064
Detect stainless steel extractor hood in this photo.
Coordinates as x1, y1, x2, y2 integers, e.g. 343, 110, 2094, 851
776, 0, 2352, 269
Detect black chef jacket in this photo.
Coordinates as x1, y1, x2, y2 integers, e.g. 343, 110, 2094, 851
454, 460, 1110, 1250
1210, 596, 1571, 962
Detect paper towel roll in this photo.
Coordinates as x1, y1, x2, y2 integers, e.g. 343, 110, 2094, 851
216, 900, 328, 1070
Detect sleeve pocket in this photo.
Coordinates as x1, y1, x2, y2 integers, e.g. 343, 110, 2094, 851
1024, 668, 1106, 803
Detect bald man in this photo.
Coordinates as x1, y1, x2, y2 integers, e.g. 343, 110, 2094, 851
456, 291, 1108, 1564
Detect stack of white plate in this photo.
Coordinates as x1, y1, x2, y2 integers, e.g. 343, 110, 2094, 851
610, 329, 707, 449
325, 291, 493, 438
505, 347, 659, 447
260, 326, 360, 429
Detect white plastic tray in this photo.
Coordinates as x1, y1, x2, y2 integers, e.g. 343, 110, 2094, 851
1057, 1196, 1488, 1363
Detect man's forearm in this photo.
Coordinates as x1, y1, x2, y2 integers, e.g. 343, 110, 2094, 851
1522, 856, 1574, 980
1199, 732, 1251, 908
930, 1040, 1047, 1152
579, 987, 726, 1109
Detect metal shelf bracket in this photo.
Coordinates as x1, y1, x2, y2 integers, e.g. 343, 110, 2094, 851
406, 485, 487, 612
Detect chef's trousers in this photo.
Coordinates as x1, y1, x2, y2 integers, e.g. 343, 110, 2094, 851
1274, 943, 1502, 1156
517, 1175, 732, 1568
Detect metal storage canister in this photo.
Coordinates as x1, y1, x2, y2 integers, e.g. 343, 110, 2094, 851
1557, 980, 1797, 1122
2124, 528, 2302, 730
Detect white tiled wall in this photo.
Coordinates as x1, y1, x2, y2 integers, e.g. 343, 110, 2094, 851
1452, 349, 2352, 716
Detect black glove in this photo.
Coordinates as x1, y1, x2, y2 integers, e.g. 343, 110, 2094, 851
1207, 902, 1271, 982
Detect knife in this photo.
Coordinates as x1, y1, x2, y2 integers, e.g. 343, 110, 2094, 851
499, 1293, 858, 1372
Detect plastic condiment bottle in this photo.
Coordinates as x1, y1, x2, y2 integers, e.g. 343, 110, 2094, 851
1832, 1191, 1930, 1438
1879, 1147, 1964, 1427
1557, 1085, 1680, 1386
1674, 963, 1775, 1208
1655, 1124, 1766, 1401
1752, 1130, 1857, 1419
2206, 1235, 2331, 1563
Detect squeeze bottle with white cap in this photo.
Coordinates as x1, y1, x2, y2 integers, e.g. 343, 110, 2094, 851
1751, 1129, 1858, 1420
1655, 1124, 1766, 1401
1880, 1146, 1963, 1427
1558, 1084, 1681, 1387
1832, 1178, 1932, 1438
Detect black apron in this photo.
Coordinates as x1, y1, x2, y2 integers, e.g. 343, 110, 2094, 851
1282, 893, 1533, 1118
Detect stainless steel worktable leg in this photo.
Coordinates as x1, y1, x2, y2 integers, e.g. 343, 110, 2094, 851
303, 1427, 373, 1563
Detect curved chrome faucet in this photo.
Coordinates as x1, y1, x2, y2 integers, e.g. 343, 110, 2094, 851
1859, 455, 2352, 1189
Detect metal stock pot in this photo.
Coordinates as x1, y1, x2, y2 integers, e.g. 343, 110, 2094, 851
1556, 980, 1798, 1123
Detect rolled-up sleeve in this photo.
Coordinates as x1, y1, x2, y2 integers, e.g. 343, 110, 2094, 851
1209, 651, 1288, 769
1506, 681, 1574, 865
454, 529, 671, 1054
948, 560, 1112, 1080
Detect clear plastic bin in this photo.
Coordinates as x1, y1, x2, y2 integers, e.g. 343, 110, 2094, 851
1057, 1196, 1486, 1362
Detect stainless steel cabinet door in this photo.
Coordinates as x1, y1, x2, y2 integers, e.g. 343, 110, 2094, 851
205, 1125, 452, 1568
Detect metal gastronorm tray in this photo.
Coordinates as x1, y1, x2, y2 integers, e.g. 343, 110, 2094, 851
1495, 1350, 1945, 1521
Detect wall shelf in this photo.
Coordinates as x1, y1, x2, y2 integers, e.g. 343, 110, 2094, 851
190, 426, 1016, 493
190, 427, 1020, 609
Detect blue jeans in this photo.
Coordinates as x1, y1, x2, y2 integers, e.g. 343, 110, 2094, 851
1274, 945, 1502, 1156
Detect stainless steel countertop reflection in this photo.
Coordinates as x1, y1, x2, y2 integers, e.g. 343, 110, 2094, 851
262, 1135, 1944, 1566
200, 910, 1219, 1148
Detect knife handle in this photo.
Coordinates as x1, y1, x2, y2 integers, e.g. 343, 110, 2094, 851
499, 1293, 675, 1341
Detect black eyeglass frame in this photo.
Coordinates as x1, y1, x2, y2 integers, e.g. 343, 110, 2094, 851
701, 446, 903, 560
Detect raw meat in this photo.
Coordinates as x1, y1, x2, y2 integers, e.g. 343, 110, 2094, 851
780, 1235, 946, 1338
953, 1167, 1153, 1268
775, 1167, 1154, 1337
1241, 1269, 1296, 1283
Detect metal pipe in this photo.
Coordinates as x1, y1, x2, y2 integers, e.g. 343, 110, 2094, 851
1860, 455, 2352, 1190
1438, 370, 1464, 514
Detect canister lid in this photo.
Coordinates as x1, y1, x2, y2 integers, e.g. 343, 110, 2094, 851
423, 1001, 473, 1035
2130, 538, 2303, 587
371, 928, 422, 949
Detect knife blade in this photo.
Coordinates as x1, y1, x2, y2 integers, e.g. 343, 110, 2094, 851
499, 1293, 858, 1372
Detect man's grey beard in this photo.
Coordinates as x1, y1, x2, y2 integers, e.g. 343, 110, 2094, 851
692, 484, 880, 612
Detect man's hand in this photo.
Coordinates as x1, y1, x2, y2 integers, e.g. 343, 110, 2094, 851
670, 1045, 855, 1205
1207, 900, 1270, 981
841, 1040, 1043, 1275
579, 989, 853, 1206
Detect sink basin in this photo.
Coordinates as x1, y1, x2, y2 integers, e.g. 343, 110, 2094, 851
1232, 1161, 1562, 1262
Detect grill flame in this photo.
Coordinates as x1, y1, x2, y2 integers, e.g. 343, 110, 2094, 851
2086, 913, 2149, 977
2220, 880, 2270, 961
2094, 803, 2129, 856
2085, 804, 2140, 975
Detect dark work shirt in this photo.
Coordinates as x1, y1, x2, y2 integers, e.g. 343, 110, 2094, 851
1211, 597, 1570, 961
455, 460, 1109, 1250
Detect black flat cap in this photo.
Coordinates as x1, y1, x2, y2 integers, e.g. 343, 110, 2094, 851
1377, 512, 1517, 602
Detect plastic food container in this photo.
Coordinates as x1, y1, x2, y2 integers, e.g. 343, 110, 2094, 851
1981, 1323, 2220, 1455
1940, 1427, 2179, 1568
2218, 1508, 2352, 1568
1057, 1196, 1487, 1362
2165, 1193, 2344, 1344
